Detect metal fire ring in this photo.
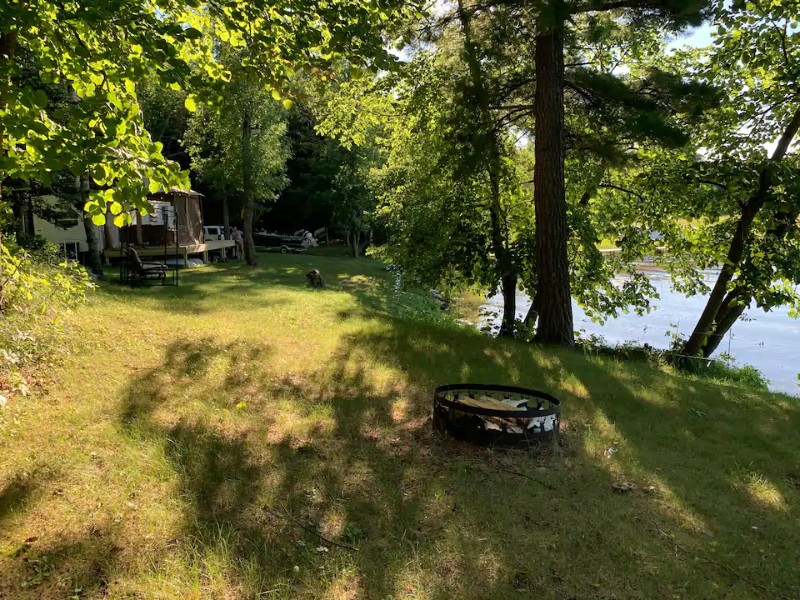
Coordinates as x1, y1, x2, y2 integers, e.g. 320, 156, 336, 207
433, 383, 561, 445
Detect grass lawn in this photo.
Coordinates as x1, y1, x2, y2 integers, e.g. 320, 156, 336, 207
1, 249, 799, 599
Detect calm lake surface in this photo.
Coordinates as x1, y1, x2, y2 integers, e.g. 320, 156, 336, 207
481, 267, 799, 396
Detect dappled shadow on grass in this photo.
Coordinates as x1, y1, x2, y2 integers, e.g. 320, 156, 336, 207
106, 316, 800, 598
112, 336, 581, 598
338, 317, 800, 598
566, 360, 800, 595
0, 519, 121, 598
99, 253, 393, 317
7, 252, 797, 597
0, 475, 39, 527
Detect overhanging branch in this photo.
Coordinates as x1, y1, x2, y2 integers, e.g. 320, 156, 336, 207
598, 183, 647, 202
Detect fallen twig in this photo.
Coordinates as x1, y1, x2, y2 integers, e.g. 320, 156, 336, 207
262, 506, 358, 552
653, 521, 788, 599
490, 462, 557, 491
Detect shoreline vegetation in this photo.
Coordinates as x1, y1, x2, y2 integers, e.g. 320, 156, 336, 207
2, 249, 797, 598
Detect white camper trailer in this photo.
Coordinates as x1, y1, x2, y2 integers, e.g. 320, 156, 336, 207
31, 195, 106, 261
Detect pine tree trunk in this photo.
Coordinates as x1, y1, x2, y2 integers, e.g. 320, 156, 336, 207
533, 23, 574, 347
78, 174, 104, 277
681, 106, 800, 359
242, 110, 258, 266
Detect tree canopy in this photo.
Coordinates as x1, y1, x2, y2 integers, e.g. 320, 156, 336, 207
0, 0, 423, 222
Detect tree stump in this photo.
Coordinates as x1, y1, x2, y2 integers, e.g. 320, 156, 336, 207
306, 269, 324, 288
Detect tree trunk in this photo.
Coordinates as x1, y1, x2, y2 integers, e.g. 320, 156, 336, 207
22, 194, 34, 236
501, 274, 518, 334
222, 190, 231, 240
680, 201, 760, 357
522, 295, 538, 334
532, 21, 573, 346
698, 294, 745, 357
9, 187, 33, 238
135, 211, 143, 246
457, 0, 517, 337
103, 219, 115, 251
241, 110, 258, 265
221, 189, 231, 260
681, 106, 800, 358
78, 174, 104, 276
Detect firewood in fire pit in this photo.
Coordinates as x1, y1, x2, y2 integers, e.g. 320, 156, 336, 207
457, 395, 530, 432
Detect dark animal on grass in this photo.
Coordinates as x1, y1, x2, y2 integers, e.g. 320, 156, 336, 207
306, 269, 324, 288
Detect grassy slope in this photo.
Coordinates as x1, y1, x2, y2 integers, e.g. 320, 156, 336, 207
1, 250, 798, 599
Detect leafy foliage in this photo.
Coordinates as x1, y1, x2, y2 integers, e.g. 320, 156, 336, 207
1, 0, 425, 222
0, 233, 92, 399
184, 58, 290, 209
589, 0, 800, 356
320, 7, 716, 334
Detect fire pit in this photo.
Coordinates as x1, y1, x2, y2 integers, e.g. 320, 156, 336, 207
433, 383, 560, 445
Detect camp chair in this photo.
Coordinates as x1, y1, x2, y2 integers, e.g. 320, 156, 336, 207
124, 247, 167, 281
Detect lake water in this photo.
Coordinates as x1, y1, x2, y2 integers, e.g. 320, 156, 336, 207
480, 268, 799, 396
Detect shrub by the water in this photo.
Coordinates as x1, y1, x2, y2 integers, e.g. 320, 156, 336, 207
575, 332, 770, 393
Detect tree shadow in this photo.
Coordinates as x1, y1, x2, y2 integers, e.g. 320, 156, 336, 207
565, 357, 800, 597
0, 522, 121, 598
113, 334, 576, 597
100, 315, 799, 598
11, 253, 796, 597
331, 315, 800, 597
0, 475, 39, 528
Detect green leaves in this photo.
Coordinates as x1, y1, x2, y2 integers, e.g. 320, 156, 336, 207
1, 0, 424, 221
33, 89, 49, 109
184, 50, 290, 209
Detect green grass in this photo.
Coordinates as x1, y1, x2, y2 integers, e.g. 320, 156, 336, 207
1, 251, 799, 599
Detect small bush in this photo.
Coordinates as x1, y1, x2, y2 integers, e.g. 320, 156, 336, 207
1, 233, 93, 400
677, 352, 770, 391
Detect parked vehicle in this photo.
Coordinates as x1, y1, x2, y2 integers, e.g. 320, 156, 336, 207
203, 225, 225, 241
254, 229, 317, 253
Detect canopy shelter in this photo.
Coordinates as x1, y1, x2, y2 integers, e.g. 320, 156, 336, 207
106, 188, 234, 267
135, 188, 204, 247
